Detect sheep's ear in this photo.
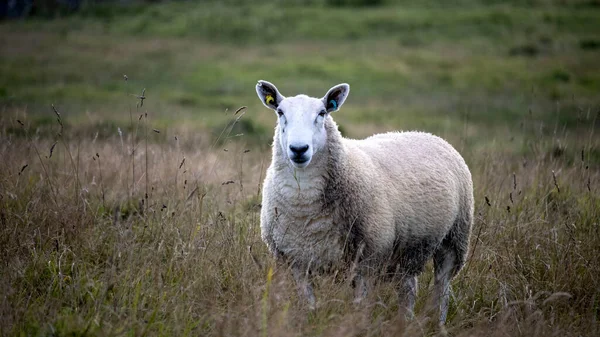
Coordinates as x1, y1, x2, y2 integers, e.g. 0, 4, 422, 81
256, 80, 285, 110
322, 83, 350, 113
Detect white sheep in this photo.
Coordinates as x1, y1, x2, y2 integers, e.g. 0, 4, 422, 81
256, 80, 473, 323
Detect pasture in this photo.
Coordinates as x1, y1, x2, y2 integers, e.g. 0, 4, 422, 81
1, 0, 599, 335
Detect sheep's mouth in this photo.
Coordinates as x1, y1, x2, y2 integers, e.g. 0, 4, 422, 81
290, 157, 310, 168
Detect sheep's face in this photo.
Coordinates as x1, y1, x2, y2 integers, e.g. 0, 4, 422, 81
276, 96, 326, 168
256, 80, 350, 169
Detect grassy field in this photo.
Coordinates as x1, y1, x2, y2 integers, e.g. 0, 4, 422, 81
1, 0, 600, 336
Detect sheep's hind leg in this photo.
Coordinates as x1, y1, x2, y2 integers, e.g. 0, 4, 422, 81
433, 247, 458, 324
398, 275, 418, 319
291, 264, 316, 310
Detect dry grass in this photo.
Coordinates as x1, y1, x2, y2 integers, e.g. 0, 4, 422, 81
2, 1, 599, 335
0, 104, 599, 336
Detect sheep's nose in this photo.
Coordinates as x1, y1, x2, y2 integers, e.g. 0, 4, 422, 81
289, 144, 309, 156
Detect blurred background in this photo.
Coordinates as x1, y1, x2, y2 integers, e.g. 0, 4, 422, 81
2, 0, 599, 153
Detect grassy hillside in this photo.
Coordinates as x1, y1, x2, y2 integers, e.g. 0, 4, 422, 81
1, 1, 599, 336
2, 1, 600, 138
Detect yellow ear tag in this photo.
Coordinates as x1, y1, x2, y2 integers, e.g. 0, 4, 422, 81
265, 95, 274, 105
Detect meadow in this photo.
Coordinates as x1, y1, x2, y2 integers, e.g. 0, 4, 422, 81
1, 0, 600, 335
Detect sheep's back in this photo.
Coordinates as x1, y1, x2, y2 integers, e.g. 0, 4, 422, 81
344, 131, 471, 250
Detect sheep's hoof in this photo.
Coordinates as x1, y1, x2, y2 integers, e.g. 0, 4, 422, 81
352, 295, 366, 307
307, 296, 316, 311
436, 324, 448, 337
399, 307, 415, 321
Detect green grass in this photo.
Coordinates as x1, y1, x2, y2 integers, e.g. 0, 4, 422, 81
1, 0, 599, 143
1, 0, 600, 335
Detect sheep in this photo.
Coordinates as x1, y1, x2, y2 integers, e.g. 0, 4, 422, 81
255, 80, 473, 323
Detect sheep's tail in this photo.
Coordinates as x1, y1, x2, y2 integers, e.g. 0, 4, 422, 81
445, 183, 474, 276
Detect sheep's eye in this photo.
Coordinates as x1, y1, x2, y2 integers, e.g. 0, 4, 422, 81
318, 110, 326, 117
277, 109, 284, 117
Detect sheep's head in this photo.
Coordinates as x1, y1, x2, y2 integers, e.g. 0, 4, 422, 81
256, 80, 349, 169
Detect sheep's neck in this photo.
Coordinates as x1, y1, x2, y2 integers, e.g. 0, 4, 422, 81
268, 120, 347, 267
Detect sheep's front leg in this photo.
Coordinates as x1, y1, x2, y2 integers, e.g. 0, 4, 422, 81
351, 243, 367, 304
352, 273, 367, 304
291, 264, 316, 310
398, 275, 418, 319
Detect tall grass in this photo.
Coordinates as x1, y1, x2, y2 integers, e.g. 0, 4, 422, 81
0, 100, 599, 336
